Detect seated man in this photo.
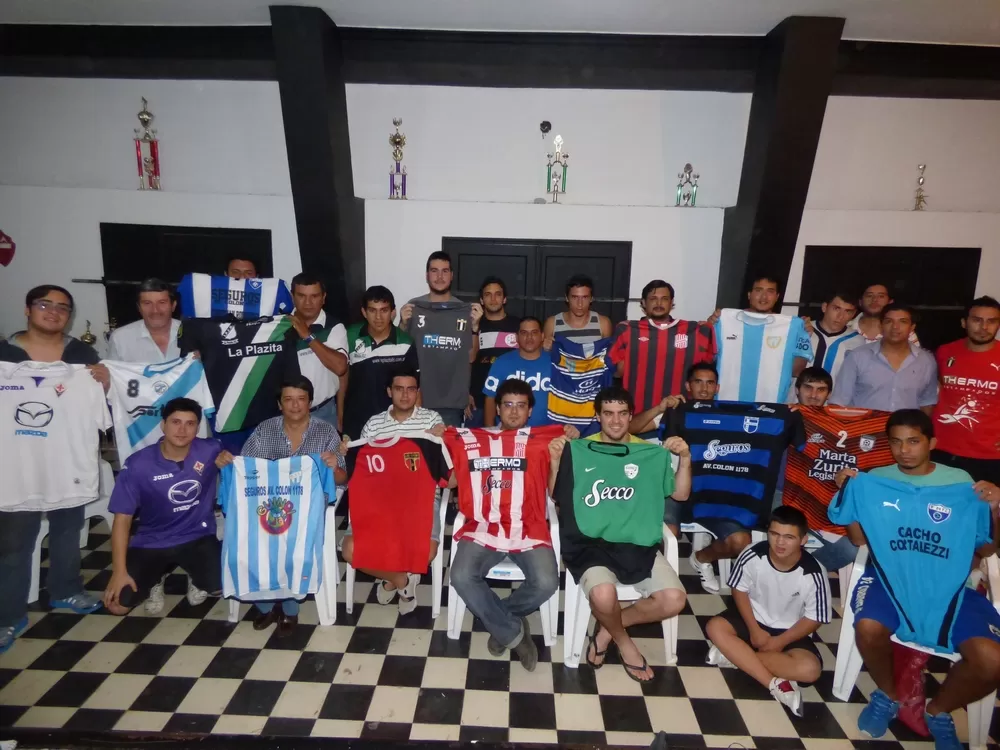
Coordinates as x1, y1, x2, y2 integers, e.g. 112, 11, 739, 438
833, 409, 1000, 749
103, 398, 225, 615
342, 366, 445, 615
552, 386, 691, 681
444, 379, 572, 672
705, 506, 831, 716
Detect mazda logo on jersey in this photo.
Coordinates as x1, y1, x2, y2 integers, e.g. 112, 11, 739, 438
742, 417, 759, 434
14, 401, 53, 436
167, 480, 202, 505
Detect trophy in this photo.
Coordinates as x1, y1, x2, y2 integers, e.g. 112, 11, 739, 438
675, 163, 699, 207
389, 118, 407, 199
104, 318, 118, 343
546, 135, 569, 204
913, 164, 927, 211
80, 321, 97, 346
134, 98, 161, 190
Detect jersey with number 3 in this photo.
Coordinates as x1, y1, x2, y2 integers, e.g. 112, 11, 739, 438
105, 356, 215, 461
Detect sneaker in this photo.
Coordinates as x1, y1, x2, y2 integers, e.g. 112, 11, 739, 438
50, 591, 101, 614
706, 644, 736, 669
397, 573, 421, 616
769, 677, 804, 717
689, 551, 720, 594
186, 581, 208, 607
375, 579, 399, 605
513, 617, 538, 672
487, 635, 506, 657
858, 688, 900, 738
0, 616, 29, 654
925, 711, 962, 750
145, 579, 166, 614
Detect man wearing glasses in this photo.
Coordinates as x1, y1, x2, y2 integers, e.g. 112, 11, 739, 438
1, 285, 101, 366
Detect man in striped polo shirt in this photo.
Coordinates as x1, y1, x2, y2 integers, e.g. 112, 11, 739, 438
360, 365, 443, 440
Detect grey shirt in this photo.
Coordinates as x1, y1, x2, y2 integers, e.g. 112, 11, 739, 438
406, 294, 474, 410
830, 341, 938, 412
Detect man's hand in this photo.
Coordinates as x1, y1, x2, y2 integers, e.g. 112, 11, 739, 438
338, 438, 350, 455
400, 303, 414, 326
699, 308, 722, 327
749, 628, 772, 650
320, 451, 341, 469
290, 314, 311, 340
663, 436, 691, 459
464, 394, 475, 421
562, 425, 581, 439
104, 570, 137, 611
215, 450, 235, 469
427, 424, 447, 438
973, 480, 1000, 510
659, 395, 685, 414
87, 363, 110, 391
758, 635, 783, 653
470, 303, 484, 328
834, 467, 858, 488
801, 316, 816, 335
549, 436, 569, 462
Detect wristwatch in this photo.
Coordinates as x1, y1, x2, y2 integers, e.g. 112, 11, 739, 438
303, 333, 316, 344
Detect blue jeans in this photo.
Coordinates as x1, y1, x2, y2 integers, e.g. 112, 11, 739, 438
449, 541, 559, 647
311, 399, 338, 430
257, 599, 299, 616
810, 533, 859, 571
435, 408, 465, 428
0, 506, 86, 627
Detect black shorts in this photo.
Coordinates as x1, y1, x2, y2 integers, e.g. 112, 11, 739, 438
119, 535, 222, 609
718, 608, 822, 667
932, 450, 1000, 486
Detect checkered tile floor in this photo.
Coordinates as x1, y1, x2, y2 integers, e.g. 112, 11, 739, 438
1, 514, 997, 749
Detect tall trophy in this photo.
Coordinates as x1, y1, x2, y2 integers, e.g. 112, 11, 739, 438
913, 164, 927, 211
546, 135, 569, 204
133, 98, 161, 191
389, 118, 407, 199
675, 163, 699, 207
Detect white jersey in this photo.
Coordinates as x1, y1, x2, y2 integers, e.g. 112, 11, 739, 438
177, 273, 293, 320
0, 362, 112, 512
715, 309, 813, 403
105, 356, 215, 462
219, 455, 334, 600
809, 324, 866, 385
728, 540, 831, 629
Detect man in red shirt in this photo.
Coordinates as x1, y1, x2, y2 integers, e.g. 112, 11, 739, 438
932, 296, 1000, 485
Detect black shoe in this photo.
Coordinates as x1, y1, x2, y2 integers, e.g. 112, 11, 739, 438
276, 614, 298, 638
487, 635, 505, 657
512, 617, 538, 672
253, 607, 281, 631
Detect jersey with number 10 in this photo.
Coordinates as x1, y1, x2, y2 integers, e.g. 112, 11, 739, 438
715, 310, 813, 403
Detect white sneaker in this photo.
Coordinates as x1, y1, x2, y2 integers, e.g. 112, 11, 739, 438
706, 644, 736, 668
376, 579, 399, 605
689, 551, 720, 593
397, 573, 421, 616
186, 580, 208, 606
145, 579, 166, 614
769, 677, 804, 717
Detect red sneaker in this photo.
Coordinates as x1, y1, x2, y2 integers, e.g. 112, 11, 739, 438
894, 642, 929, 737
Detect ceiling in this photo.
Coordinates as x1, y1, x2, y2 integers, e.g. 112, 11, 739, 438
2, 0, 1000, 46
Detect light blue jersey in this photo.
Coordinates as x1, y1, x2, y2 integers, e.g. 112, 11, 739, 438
829, 471, 991, 651
219, 455, 334, 601
178, 273, 293, 320
715, 310, 813, 403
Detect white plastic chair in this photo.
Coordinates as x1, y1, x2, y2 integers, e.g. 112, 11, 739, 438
345, 488, 448, 619
563, 524, 680, 668
446, 497, 561, 646
227, 488, 343, 626
832, 546, 998, 750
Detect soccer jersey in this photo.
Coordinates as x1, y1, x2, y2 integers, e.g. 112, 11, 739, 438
933, 339, 1000, 460
471, 317, 521, 408
810, 323, 865, 385
829, 471, 989, 651
662, 401, 805, 528
347, 434, 452, 572
547, 336, 615, 433
343, 323, 418, 439
715, 310, 813, 402
609, 319, 717, 412
783, 406, 893, 534
443, 424, 564, 552
483, 350, 552, 426
0, 362, 112, 512
105, 356, 215, 462
177, 273, 293, 320
728, 541, 831, 629
219, 455, 335, 601
179, 316, 300, 433
109, 438, 222, 548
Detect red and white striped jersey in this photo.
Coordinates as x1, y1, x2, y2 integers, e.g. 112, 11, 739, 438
443, 425, 563, 552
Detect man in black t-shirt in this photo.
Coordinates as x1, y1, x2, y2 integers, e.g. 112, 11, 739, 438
467, 276, 520, 426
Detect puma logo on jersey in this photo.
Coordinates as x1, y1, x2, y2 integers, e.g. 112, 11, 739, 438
991, 363, 1000, 372
883, 499, 901, 511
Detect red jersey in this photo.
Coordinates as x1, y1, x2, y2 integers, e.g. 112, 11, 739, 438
933, 340, 1000, 459
783, 406, 893, 534
443, 424, 563, 552
348, 435, 451, 572
609, 319, 716, 412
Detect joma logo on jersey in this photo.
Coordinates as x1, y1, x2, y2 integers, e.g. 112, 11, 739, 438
0, 385, 24, 391
257, 497, 295, 534
584, 479, 635, 507
702, 440, 751, 461
471, 456, 525, 471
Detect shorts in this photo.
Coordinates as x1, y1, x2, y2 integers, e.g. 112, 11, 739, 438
809, 532, 859, 571
717, 607, 822, 668
579, 551, 683, 598
693, 517, 749, 541
345, 492, 443, 542
851, 561, 1000, 650
119, 535, 222, 609
663, 497, 690, 526
932, 450, 1000, 486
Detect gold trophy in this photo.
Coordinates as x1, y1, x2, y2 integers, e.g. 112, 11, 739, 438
80, 321, 97, 345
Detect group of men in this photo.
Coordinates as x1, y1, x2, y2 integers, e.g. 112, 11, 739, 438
4, 249, 1000, 750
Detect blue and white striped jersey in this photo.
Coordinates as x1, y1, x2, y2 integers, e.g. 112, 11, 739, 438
219, 455, 335, 600
177, 273, 293, 320
715, 310, 813, 403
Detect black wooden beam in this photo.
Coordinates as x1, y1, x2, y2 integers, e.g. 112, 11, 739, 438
270, 6, 364, 323
717, 16, 845, 309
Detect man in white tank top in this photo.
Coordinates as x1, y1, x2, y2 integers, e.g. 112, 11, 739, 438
543, 274, 613, 349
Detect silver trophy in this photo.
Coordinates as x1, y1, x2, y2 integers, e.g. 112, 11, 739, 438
546, 135, 569, 204
675, 163, 699, 207
913, 164, 927, 211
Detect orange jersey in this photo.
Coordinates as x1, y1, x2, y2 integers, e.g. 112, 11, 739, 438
784, 406, 893, 534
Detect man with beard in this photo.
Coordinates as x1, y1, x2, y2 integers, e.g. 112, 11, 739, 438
468, 277, 519, 427
400, 251, 483, 426
610, 280, 716, 417
851, 283, 919, 345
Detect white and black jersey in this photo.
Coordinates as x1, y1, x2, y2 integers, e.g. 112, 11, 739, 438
728, 541, 832, 629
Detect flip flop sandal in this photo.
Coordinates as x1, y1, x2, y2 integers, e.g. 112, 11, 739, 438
620, 653, 652, 683
586, 623, 608, 669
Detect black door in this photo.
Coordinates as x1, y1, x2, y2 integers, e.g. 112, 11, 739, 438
799, 245, 981, 351
537, 241, 631, 324
445, 238, 537, 319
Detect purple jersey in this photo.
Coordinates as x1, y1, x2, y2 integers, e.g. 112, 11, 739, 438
109, 437, 223, 549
